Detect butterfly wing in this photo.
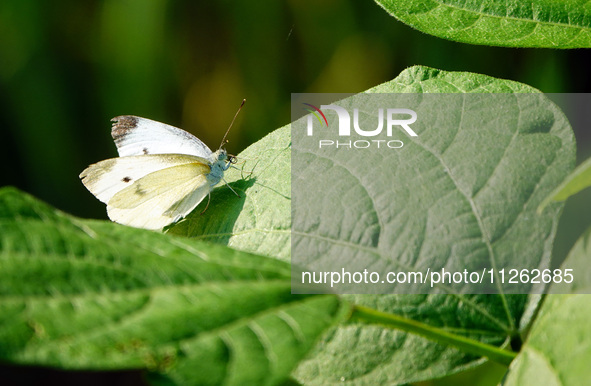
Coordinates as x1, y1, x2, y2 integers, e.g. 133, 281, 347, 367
111, 115, 213, 158
80, 154, 209, 204
106, 161, 213, 230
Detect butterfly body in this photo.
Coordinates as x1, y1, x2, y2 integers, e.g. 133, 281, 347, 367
80, 116, 233, 230
208, 149, 232, 184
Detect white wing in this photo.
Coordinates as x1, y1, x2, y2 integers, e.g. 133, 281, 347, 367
106, 162, 212, 230
111, 115, 213, 158
79, 154, 209, 204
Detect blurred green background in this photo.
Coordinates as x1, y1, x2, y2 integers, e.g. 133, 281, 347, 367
1, 0, 590, 385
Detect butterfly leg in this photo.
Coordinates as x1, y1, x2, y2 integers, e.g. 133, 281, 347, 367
238, 158, 260, 180
231, 164, 253, 181
200, 192, 211, 214
223, 177, 241, 197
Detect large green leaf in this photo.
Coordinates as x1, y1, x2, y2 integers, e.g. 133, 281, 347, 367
504, 227, 591, 385
375, 0, 591, 48
0, 187, 349, 385
290, 66, 575, 384
168, 66, 575, 383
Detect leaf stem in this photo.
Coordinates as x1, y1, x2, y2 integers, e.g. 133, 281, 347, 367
349, 304, 516, 366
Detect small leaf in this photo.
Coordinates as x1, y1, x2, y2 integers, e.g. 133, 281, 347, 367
538, 156, 591, 213
504, 226, 591, 385
550, 226, 591, 294
375, 0, 591, 48
0, 187, 349, 385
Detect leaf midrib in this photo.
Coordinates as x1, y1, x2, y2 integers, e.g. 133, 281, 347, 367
2, 219, 291, 276
427, 0, 591, 31
0, 278, 292, 303
16, 293, 338, 361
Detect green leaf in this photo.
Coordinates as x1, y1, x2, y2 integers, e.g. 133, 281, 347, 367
504, 227, 591, 385
550, 227, 591, 294
0, 187, 349, 385
504, 295, 591, 385
291, 66, 575, 384
165, 66, 575, 383
168, 125, 291, 261
538, 156, 591, 214
375, 0, 591, 48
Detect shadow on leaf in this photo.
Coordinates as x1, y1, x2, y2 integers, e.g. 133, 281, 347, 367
166, 177, 257, 245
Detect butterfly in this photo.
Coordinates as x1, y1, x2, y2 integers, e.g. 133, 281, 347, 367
80, 103, 243, 230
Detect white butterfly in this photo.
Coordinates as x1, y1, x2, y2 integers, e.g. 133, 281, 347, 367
80, 112, 241, 230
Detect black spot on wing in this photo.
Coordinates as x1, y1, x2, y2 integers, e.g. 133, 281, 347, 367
143, 148, 149, 155
122, 176, 132, 183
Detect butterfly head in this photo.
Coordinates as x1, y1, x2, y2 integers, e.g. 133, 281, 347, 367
216, 148, 228, 162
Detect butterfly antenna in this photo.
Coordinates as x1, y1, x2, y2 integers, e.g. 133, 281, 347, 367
219, 99, 246, 150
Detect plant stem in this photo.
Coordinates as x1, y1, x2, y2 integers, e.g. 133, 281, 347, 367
349, 304, 516, 366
